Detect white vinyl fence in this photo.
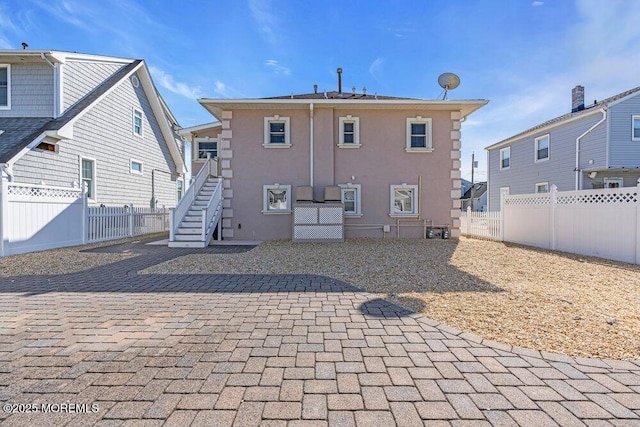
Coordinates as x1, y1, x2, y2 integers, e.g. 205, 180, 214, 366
1, 181, 170, 257
87, 205, 170, 243
460, 209, 502, 241
462, 184, 640, 264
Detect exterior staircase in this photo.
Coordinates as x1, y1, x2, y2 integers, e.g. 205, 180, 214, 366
169, 156, 223, 248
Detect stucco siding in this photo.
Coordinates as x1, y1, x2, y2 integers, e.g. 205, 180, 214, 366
13, 72, 178, 207
487, 114, 603, 210
62, 60, 125, 112
608, 92, 640, 167
223, 107, 457, 240
0, 63, 53, 117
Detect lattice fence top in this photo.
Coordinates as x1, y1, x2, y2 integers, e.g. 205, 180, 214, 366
7, 183, 82, 199
556, 191, 638, 204
504, 195, 551, 206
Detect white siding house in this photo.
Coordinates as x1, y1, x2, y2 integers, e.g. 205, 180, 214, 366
0, 50, 186, 208
486, 85, 640, 211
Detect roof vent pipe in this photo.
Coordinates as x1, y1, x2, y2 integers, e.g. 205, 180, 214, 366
337, 68, 343, 94
313, 84, 318, 94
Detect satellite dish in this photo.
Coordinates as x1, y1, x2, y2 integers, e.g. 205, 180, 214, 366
438, 72, 460, 100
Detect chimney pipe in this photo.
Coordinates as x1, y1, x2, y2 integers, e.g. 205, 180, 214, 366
337, 68, 342, 94
313, 84, 318, 94
572, 85, 585, 113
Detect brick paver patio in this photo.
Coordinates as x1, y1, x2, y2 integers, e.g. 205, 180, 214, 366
0, 241, 639, 426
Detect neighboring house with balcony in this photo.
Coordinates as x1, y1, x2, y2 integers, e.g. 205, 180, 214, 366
170, 77, 487, 245
0, 49, 186, 208
486, 85, 640, 211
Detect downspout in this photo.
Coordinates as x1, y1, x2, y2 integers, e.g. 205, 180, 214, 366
575, 108, 607, 190
40, 53, 59, 118
309, 103, 314, 187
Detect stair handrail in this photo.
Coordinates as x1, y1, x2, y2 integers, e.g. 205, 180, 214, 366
170, 154, 213, 241
201, 178, 223, 243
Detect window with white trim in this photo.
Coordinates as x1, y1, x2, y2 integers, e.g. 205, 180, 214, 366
195, 137, 218, 160
263, 116, 291, 147
604, 177, 623, 188
406, 117, 432, 151
338, 184, 362, 215
535, 135, 549, 162
633, 116, 640, 141
0, 64, 10, 109
133, 108, 143, 136
500, 147, 510, 170
130, 159, 143, 174
81, 158, 96, 200
535, 182, 549, 193
390, 184, 419, 215
263, 184, 292, 213
338, 116, 360, 147
177, 179, 184, 201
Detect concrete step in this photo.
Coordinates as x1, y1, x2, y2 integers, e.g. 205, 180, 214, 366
168, 240, 208, 248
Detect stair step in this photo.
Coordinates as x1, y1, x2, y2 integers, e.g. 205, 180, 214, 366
168, 240, 208, 248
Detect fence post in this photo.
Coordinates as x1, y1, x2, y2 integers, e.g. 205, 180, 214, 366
466, 207, 471, 236
81, 183, 88, 244
550, 185, 557, 250
636, 181, 640, 264
169, 208, 174, 242
499, 189, 506, 241
129, 203, 134, 237
0, 180, 6, 256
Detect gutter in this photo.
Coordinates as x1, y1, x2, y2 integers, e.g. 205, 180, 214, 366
575, 108, 607, 190
309, 103, 314, 187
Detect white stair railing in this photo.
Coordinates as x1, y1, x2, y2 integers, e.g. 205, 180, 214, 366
201, 179, 223, 243
170, 154, 213, 242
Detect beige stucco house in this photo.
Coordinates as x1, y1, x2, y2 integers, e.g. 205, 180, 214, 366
177, 86, 487, 243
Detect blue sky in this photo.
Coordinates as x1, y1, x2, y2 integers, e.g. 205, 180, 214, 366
1, 0, 639, 182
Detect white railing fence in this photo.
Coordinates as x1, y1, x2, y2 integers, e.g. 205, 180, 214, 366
463, 184, 640, 264
86, 205, 169, 243
460, 208, 502, 241
1, 180, 171, 257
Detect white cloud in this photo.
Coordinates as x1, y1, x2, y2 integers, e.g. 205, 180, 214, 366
212, 80, 246, 98
532, 1, 544, 6
149, 67, 202, 99
248, 0, 279, 45
368, 57, 385, 82
265, 60, 291, 76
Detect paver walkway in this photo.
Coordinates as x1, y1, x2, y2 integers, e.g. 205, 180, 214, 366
0, 241, 639, 426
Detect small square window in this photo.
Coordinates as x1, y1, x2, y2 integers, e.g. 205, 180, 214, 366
535, 135, 549, 162
500, 147, 510, 170
130, 160, 143, 174
263, 116, 291, 147
338, 116, 360, 147
535, 182, 549, 193
263, 184, 292, 213
338, 184, 362, 215
133, 109, 143, 136
406, 117, 432, 151
390, 184, 419, 216
195, 138, 218, 160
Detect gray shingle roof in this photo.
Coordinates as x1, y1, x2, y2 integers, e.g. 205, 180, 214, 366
0, 60, 141, 163
490, 86, 640, 148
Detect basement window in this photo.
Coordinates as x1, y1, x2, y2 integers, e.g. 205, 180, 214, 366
262, 184, 292, 213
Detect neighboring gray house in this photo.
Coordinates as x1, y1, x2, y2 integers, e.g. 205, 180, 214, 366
486, 85, 640, 211
460, 181, 487, 212
0, 50, 186, 207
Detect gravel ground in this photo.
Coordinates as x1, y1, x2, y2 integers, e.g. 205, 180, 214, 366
3, 235, 638, 360
141, 237, 640, 360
